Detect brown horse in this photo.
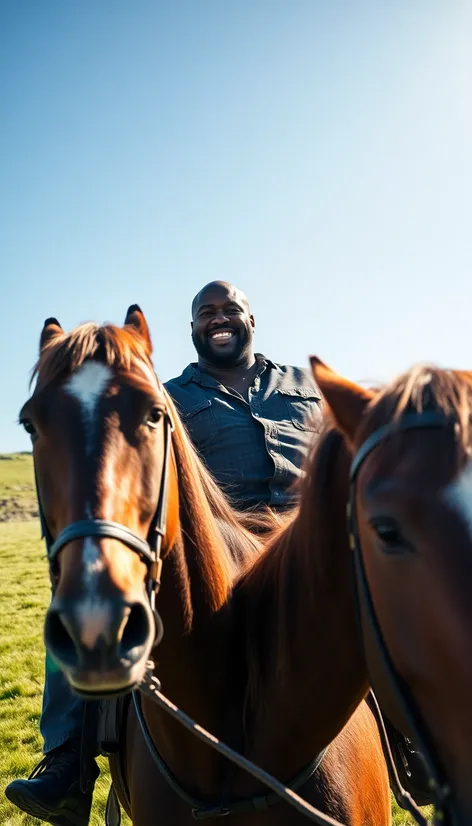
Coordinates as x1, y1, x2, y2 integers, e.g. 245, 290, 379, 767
20, 307, 390, 826
312, 358, 472, 826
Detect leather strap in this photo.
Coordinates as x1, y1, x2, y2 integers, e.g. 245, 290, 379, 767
349, 410, 453, 825
133, 687, 326, 820
49, 520, 155, 563
34, 412, 174, 609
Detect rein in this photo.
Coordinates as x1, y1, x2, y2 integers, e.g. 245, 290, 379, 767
135, 662, 335, 824
348, 411, 454, 826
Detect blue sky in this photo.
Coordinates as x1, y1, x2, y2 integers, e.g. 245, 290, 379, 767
2, 1, 471, 452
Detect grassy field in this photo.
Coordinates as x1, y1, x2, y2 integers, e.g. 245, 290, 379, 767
0, 454, 38, 523
0, 520, 132, 826
0, 454, 424, 825
0, 455, 130, 826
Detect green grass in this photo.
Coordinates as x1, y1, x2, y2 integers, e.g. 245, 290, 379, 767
0, 521, 131, 826
0, 454, 37, 523
0, 457, 428, 825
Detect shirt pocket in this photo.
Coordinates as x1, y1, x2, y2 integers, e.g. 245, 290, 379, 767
279, 391, 322, 432
180, 399, 218, 449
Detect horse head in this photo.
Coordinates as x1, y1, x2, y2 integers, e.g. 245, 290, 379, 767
312, 357, 472, 826
20, 306, 179, 695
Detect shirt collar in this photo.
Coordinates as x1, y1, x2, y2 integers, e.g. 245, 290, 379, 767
257, 353, 278, 370
179, 354, 278, 385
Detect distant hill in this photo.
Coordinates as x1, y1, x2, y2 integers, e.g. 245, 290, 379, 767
0, 453, 38, 522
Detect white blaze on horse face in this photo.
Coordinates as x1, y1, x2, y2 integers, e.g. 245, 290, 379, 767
64, 362, 112, 454
82, 538, 105, 592
65, 363, 111, 590
76, 598, 112, 650
444, 460, 472, 537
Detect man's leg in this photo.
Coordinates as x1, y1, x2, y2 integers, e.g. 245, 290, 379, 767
41, 653, 85, 753
5, 653, 100, 826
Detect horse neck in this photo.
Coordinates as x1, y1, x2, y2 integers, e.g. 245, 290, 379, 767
239, 430, 368, 762
140, 462, 258, 796
149, 444, 258, 720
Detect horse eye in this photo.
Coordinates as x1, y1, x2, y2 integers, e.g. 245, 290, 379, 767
20, 419, 37, 439
146, 407, 163, 429
370, 519, 409, 553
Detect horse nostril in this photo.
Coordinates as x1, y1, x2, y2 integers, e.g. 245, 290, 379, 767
44, 609, 79, 669
119, 602, 152, 663
44, 599, 154, 678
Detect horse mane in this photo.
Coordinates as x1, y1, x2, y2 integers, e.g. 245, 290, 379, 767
359, 364, 472, 454
238, 417, 351, 714
162, 389, 279, 625
31, 320, 278, 626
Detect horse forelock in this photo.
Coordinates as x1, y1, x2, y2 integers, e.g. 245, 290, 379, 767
31, 322, 156, 393
358, 365, 472, 459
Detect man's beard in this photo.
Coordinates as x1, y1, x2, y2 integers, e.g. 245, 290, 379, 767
192, 325, 252, 367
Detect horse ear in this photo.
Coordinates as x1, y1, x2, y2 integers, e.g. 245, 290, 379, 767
310, 356, 373, 444
124, 304, 153, 353
40, 318, 63, 353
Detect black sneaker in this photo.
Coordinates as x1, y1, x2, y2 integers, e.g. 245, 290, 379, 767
5, 739, 100, 826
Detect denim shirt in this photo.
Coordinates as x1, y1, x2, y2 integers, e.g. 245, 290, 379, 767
164, 355, 323, 510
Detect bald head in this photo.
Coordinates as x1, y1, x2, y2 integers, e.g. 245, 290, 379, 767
190, 281, 255, 369
191, 281, 250, 320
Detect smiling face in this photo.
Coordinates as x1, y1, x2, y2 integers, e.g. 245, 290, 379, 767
191, 281, 255, 368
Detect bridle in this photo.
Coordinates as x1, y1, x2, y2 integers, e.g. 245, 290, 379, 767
35, 408, 175, 641
348, 410, 455, 826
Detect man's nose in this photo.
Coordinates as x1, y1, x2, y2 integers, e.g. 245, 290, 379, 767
210, 311, 229, 325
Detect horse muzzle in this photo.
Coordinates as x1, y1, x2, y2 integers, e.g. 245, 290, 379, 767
44, 594, 155, 695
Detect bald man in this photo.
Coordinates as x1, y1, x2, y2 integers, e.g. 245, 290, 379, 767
166, 281, 323, 511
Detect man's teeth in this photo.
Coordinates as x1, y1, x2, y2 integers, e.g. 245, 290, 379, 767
211, 331, 233, 340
